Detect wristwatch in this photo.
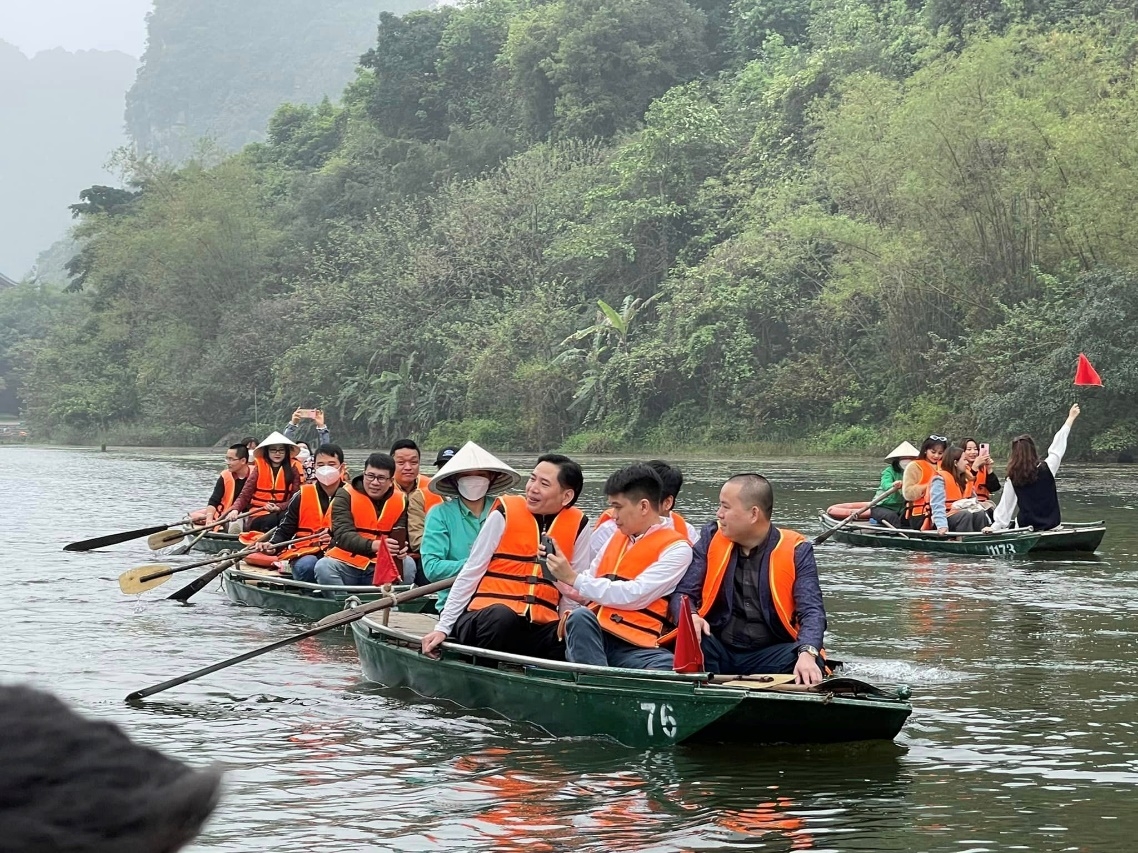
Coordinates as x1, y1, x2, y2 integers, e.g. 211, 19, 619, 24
796, 644, 819, 658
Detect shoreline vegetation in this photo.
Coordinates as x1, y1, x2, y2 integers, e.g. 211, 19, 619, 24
3, 2, 1138, 462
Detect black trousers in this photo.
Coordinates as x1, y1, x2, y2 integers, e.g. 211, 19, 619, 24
248, 511, 280, 533
453, 604, 565, 661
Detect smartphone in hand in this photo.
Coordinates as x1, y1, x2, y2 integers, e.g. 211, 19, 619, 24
538, 533, 556, 581
979, 442, 989, 457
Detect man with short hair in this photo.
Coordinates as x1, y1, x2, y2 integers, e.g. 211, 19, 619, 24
406, 444, 458, 556
390, 438, 444, 580
315, 452, 408, 590
548, 463, 692, 670
254, 443, 345, 582
671, 473, 827, 684
589, 459, 696, 560
421, 454, 590, 660
190, 444, 252, 526
241, 436, 258, 455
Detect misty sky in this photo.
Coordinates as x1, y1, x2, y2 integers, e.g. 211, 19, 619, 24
2, 0, 152, 57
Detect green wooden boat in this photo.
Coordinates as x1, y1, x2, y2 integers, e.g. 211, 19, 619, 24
167, 530, 242, 556
222, 566, 435, 622
351, 613, 912, 748
818, 512, 1104, 556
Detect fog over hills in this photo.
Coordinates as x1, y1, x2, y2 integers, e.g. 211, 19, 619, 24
0, 41, 136, 279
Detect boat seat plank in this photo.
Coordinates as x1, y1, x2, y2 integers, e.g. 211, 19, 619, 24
385, 612, 439, 636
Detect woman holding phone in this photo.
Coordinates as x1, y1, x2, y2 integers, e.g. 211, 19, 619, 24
961, 437, 1000, 509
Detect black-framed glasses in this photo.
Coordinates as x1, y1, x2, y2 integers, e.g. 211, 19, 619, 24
927, 434, 948, 443
363, 472, 392, 484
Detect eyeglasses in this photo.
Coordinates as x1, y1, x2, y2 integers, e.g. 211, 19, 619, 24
927, 434, 948, 443
363, 473, 392, 484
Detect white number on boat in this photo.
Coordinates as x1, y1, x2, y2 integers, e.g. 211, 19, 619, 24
640, 702, 678, 739
985, 543, 1016, 556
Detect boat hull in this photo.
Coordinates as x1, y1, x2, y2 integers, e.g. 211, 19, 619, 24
168, 531, 242, 556
222, 568, 434, 622
352, 617, 912, 748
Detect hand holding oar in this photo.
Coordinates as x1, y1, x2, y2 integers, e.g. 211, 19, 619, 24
65, 517, 191, 552
118, 532, 316, 595
814, 482, 902, 546
146, 510, 256, 550
126, 578, 454, 702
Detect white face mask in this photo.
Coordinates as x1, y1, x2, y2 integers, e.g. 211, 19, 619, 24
457, 475, 491, 501
297, 448, 311, 462
315, 465, 341, 486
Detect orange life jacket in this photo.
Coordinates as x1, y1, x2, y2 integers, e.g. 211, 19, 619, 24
973, 466, 992, 502
250, 462, 298, 516
469, 495, 584, 625
417, 474, 444, 514
903, 459, 940, 521
940, 469, 975, 505
591, 526, 685, 648
213, 469, 241, 514
661, 527, 809, 645
278, 484, 334, 561
324, 485, 407, 569
595, 508, 689, 535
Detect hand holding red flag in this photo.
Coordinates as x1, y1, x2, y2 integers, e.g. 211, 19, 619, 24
1074, 353, 1102, 387
371, 537, 401, 586
673, 594, 705, 673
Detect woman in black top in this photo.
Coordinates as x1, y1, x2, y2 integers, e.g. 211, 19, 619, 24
990, 404, 1080, 531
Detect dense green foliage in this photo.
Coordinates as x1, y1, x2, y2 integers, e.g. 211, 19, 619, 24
11, 0, 1138, 456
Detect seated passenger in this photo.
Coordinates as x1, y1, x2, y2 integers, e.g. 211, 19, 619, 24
901, 435, 948, 530
315, 452, 408, 590
253, 443, 346, 582
991, 404, 1080, 532
961, 437, 1000, 508
225, 432, 305, 532
670, 473, 826, 683
421, 442, 521, 609
190, 443, 252, 527
938, 445, 990, 532
408, 445, 459, 557
548, 463, 693, 670
391, 438, 444, 583
589, 459, 697, 560
420, 454, 589, 661
871, 441, 918, 527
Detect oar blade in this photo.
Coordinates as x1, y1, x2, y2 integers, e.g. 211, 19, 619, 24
119, 564, 174, 595
65, 524, 171, 552
147, 528, 188, 549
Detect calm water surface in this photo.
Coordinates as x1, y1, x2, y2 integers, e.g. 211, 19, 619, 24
3, 446, 1137, 851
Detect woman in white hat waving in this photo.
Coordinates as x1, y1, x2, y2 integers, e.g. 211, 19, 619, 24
872, 441, 919, 527
420, 442, 521, 608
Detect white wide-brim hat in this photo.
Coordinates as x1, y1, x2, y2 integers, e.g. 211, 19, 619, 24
884, 440, 920, 461
429, 441, 521, 497
254, 430, 299, 460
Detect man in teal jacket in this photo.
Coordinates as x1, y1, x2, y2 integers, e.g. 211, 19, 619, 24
421, 442, 521, 607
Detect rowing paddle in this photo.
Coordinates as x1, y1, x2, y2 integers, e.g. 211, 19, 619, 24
65, 518, 190, 552
813, 482, 902, 546
126, 577, 454, 702
118, 531, 315, 595
166, 527, 320, 603
146, 510, 256, 550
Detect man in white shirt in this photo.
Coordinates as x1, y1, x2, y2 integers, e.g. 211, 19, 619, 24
547, 463, 693, 670
420, 454, 590, 660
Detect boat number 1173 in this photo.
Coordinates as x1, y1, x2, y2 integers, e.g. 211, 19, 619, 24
640, 702, 678, 739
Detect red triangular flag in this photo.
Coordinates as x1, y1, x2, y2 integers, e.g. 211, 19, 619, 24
371, 537, 400, 586
1074, 353, 1102, 387
673, 595, 705, 673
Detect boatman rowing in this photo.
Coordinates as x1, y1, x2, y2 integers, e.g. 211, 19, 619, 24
670, 473, 827, 684
421, 454, 590, 660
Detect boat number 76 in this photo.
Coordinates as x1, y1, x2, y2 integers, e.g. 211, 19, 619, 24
640, 702, 678, 739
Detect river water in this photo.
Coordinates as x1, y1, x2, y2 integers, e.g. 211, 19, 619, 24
3, 446, 1137, 851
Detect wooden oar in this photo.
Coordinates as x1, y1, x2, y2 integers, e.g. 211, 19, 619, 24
126, 578, 454, 702
118, 531, 314, 595
146, 510, 255, 550
813, 482, 901, 546
65, 518, 191, 552
167, 528, 316, 603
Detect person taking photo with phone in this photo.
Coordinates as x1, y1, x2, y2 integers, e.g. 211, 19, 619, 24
315, 452, 409, 591
420, 454, 589, 661
961, 437, 1000, 509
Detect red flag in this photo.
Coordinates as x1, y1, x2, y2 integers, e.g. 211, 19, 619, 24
1074, 353, 1103, 387
673, 595, 705, 673
371, 537, 400, 586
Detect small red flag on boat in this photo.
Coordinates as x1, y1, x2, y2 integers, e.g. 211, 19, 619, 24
1074, 353, 1103, 387
372, 537, 400, 586
673, 594, 705, 673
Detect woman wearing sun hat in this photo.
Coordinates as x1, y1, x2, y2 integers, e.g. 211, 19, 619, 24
225, 431, 304, 532
871, 440, 919, 527
420, 442, 521, 608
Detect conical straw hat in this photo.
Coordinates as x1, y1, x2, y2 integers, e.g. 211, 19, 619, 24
429, 441, 521, 497
884, 440, 919, 461
254, 430, 299, 461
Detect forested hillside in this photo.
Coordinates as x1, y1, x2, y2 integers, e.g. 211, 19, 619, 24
126, 0, 430, 162
11, 0, 1138, 456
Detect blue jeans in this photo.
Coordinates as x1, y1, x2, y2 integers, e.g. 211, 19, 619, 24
290, 554, 319, 583
564, 608, 675, 670
701, 633, 801, 676
314, 556, 373, 596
